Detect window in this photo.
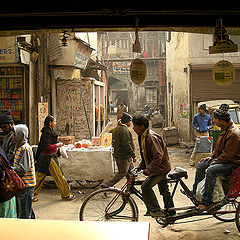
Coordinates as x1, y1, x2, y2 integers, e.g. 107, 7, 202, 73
229, 109, 240, 124
121, 39, 128, 49
145, 88, 157, 103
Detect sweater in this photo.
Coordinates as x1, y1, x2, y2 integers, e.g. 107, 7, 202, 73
113, 123, 135, 159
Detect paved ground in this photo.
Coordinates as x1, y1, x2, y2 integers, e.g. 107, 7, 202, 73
33, 116, 240, 239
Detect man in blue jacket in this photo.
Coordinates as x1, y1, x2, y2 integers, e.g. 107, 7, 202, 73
189, 104, 213, 166
192, 104, 212, 135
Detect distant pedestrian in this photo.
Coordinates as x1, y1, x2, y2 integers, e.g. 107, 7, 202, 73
12, 124, 36, 219
33, 116, 74, 201
189, 104, 213, 166
95, 99, 99, 136
117, 100, 127, 121
100, 103, 104, 132
110, 101, 114, 113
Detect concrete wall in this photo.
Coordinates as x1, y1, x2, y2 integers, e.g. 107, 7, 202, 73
166, 32, 190, 141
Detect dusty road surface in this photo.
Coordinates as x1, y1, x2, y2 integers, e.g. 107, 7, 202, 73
33, 116, 240, 240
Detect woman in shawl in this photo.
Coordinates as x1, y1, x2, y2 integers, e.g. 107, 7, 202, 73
33, 116, 74, 201
0, 146, 17, 218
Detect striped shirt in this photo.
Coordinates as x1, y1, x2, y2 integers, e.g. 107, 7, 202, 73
13, 144, 36, 187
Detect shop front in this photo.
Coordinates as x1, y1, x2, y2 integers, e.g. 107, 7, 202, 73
0, 36, 29, 124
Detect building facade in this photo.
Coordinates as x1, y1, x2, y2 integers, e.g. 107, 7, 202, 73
99, 31, 166, 115
166, 32, 240, 141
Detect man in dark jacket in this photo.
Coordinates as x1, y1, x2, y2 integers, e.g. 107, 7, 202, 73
193, 104, 240, 210
132, 114, 174, 217
101, 112, 136, 188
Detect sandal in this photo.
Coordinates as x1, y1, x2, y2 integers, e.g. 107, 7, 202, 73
62, 194, 75, 201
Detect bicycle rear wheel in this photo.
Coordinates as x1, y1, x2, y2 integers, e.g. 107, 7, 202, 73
79, 188, 138, 222
213, 198, 238, 222
235, 202, 240, 232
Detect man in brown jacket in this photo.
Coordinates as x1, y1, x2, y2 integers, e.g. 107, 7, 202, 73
133, 114, 174, 217
193, 104, 240, 210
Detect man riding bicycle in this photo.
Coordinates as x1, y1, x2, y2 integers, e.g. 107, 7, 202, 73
193, 104, 240, 211
132, 114, 175, 217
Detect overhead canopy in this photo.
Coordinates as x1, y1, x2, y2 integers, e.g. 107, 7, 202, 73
1, 2, 240, 35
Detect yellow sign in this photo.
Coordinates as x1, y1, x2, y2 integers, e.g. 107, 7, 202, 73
209, 43, 238, 54
130, 59, 147, 84
212, 60, 235, 87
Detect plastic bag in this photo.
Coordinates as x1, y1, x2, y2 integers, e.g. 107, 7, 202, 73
60, 146, 68, 158
196, 176, 225, 203
195, 136, 213, 153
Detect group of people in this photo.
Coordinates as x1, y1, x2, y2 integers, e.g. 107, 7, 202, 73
0, 101, 239, 220
102, 102, 240, 215
0, 112, 74, 219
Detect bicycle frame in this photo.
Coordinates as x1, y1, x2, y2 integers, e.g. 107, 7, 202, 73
103, 168, 240, 225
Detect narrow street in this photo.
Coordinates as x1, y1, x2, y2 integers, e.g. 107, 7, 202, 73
33, 115, 240, 240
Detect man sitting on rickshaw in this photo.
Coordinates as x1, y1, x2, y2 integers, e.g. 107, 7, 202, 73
192, 104, 240, 211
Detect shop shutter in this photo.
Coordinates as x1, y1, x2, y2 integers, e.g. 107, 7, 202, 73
191, 68, 240, 102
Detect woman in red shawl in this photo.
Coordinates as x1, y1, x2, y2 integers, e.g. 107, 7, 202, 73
33, 116, 74, 201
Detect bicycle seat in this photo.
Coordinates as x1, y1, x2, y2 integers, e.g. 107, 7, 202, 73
168, 167, 188, 180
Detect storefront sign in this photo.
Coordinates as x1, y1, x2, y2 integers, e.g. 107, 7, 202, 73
112, 61, 130, 74
130, 58, 147, 85
73, 40, 93, 69
0, 37, 19, 63
212, 60, 235, 87
209, 44, 238, 54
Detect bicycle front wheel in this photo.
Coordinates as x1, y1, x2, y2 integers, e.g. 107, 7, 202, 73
79, 188, 138, 222
213, 199, 238, 222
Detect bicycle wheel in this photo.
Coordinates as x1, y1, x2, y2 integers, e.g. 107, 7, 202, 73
235, 203, 240, 232
76, 180, 103, 189
213, 199, 238, 222
79, 188, 138, 222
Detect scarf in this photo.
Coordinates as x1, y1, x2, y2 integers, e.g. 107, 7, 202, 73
35, 126, 58, 161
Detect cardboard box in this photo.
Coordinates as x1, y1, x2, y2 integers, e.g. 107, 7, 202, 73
58, 136, 75, 145
92, 137, 101, 146
101, 133, 112, 147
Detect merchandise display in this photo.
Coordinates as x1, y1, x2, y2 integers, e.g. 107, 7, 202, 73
0, 67, 24, 123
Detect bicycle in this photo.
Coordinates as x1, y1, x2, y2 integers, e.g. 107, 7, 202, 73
79, 166, 240, 232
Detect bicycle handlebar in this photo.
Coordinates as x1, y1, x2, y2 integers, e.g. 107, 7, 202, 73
131, 167, 144, 177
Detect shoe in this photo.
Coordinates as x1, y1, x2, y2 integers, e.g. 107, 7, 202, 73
144, 211, 152, 216
32, 198, 38, 202
62, 195, 75, 201
150, 210, 165, 217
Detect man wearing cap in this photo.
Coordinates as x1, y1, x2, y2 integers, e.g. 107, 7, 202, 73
192, 104, 240, 210
101, 112, 136, 188
189, 104, 213, 166
0, 111, 15, 164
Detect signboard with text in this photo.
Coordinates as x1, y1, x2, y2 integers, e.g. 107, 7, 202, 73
0, 37, 19, 63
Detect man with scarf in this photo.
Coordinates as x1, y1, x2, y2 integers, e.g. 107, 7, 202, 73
132, 114, 175, 217
33, 116, 74, 201
0, 111, 15, 164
